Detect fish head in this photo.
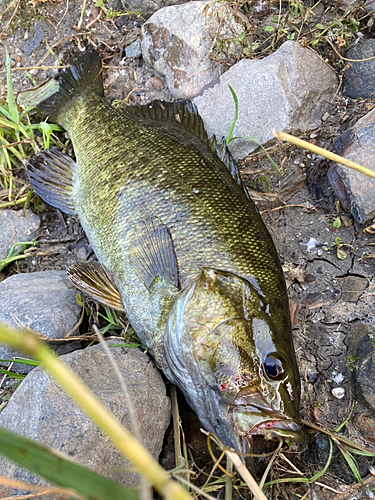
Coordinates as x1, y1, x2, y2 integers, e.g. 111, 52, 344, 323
165, 267, 302, 452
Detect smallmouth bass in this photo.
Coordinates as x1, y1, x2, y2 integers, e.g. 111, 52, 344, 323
19, 50, 302, 452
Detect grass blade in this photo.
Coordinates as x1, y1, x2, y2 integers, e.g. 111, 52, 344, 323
0, 426, 138, 500
226, 85, 238, 146
0, 368, 25, 379
229, 135, 280, 173
0, 358, 40, 366
337, 444, 363, 484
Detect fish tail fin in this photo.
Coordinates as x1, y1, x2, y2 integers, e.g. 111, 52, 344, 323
17, 51, 103, 121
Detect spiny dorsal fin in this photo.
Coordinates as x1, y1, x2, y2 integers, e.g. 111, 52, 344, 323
67, 262, 124, 312
213, 136, 251, 200
129, 217, 179, 290
27, 148, 76, 216
122, 100, 247, 195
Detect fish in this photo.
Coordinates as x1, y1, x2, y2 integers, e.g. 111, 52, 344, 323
19, 50, 303, 452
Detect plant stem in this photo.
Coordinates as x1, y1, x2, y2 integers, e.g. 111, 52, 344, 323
273, 130, 375, 179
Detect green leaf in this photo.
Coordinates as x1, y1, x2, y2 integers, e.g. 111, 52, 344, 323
316, 23, 325, 29
0, 359, 40, 366
0, 368, 25, 379
264, 26, 275, 32
333, 217, 341, 229
0, 426, 138, 500
337, 445, 363, 484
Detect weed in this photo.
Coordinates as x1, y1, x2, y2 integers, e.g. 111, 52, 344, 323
323, 236, 353, 260
0, 239, 38, 272
94, 0, 142, 20
333, 217, 341, 229
0, 45, 63, 202
346, 354, 360, 372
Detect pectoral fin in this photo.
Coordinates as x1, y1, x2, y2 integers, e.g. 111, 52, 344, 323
129, 217, 179, 290
27, 148, 76, 216
67, 262, 124, 312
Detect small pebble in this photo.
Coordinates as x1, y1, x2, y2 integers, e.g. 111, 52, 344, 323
145, 77, 164, 91
332, 387, 345, 399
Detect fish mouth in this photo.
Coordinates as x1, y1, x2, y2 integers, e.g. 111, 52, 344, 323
229, 390, 303, 444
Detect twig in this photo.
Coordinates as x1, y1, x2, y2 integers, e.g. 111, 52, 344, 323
86, 8, 103, 29
0, 474, 85, 499
225, 456, 233, 500
273, 129, 375, 179
75, 0, 88, 30
260, 203, 315, 214
64, 308, 85, 338
0, 0, 20, 38
225, 451, 268, 500
326, 37, 375, 62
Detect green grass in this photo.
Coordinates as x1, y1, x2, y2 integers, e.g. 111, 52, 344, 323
0, 44, 64, 202
0, 239, 38, 272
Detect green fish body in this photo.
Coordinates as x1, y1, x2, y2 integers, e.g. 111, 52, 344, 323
21, 51, 302, 451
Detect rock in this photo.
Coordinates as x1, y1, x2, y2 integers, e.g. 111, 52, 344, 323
193, 41, 338, 160
145, 76, 164, 90
364, 0, 375, 13
110, 0, 185, 17
328, 108, 375, 222
0, 271, 81, 373
141, 1, 243, 99
125, 40, 142, 58
0, 209, 40, 260
343, 38, 375, 99
0, 342, 171, 495
347, 323, 375, 412
22, 20, 56, 57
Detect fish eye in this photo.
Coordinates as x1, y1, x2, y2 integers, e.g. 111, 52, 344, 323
264, 355, 284, 380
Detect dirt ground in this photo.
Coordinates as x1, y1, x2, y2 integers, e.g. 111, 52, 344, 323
1, 0, 375, 498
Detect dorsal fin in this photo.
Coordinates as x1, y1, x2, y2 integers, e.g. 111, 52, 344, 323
212, 136, 251, 200
120, 100, 247, 195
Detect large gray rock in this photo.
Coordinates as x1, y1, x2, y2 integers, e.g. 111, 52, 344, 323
343, 38, 375, 99
0, 342, 171, 496
0, 209, 40, 260
141, 1, 243, 99
193, 40, 338, 160
0, 271, 81, 372
328, 108, 375, 223
110, 0, 186, 17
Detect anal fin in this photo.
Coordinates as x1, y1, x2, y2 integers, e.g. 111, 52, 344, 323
130, 217, 179, 290
27, 148, 76, 216
67, 262, 124, 312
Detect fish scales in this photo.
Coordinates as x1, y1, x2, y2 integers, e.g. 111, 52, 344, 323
21, 51, 302, 452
